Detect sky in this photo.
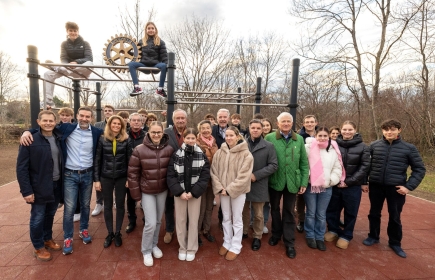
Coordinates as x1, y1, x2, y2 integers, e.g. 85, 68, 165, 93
0, 0, 295, 68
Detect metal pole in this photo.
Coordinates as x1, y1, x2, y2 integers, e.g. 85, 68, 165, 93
72, 80, 81, 116
290, 58, 300, 131
96, 82, 102, 122
27, 45, 40, 128
255, 77, 261, 114
236, 87, 241, 114
166, 52, 176, 127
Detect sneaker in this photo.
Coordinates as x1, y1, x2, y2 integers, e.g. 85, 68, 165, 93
186, 253, 195, 261
152, 246, 163, 259
178, 253, 187, 261
92, 204, 103, 216
143, 253, 153, 266
263, 226, 269, 234
156, 88, 167, 98
79, 229, 92, 244
33, 248, 52, 261
63, 238, 73, 255
130, 87, 143, 97
362, 237, 379, 246
73, 214, 80, 222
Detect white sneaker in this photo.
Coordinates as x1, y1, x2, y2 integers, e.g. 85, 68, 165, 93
186, 254, 195, 261
178, 253, 187, 261
263, 226, 269, 234
152, 246, 163, 259
213, 200, 217, 206
143, 253, 153, 266
92, 204, 103, 216
73, 214, 80, 222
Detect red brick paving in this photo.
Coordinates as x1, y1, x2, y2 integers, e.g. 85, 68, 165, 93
1, 180, 435, 280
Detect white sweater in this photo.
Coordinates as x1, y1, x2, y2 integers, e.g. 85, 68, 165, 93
305, 138, 342, 188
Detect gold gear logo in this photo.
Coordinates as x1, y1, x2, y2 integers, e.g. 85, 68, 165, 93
103, 34, 141, 73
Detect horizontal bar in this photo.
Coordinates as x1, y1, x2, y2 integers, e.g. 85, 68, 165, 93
175, 101, 289, 107
174, 90, 253, 96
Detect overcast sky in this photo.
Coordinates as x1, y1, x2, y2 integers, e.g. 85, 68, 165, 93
0, 0, 295, 68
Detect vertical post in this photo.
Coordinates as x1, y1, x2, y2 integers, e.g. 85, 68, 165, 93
72, 80, 81, 116
236, 87, 241, 114
27, 45, 40, 128
96, 82, 102, 122
290, 58, 300, 131
166, 52, 176, 127
255, 77, 262, 114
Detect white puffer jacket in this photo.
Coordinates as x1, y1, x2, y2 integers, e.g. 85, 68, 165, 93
305, 138, 342, 188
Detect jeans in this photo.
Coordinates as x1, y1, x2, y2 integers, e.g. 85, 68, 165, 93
326, 185, 362, 241
63, 170, 93, 239
128, 61, 167, 87
141, 191, 167, 255
303, 186, 332, 240
269, 187, 297, 247
368, 183, 406, 246
100, 177, 127, 233
29, 181, 61, 249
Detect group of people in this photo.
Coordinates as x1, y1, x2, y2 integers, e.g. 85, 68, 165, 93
17, 105, 426, 266
43, 21, 167, 109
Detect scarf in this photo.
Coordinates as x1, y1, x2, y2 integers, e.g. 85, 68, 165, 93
200, 134, 214, 148
173, 143, 205, 190
308, 139, 346, 193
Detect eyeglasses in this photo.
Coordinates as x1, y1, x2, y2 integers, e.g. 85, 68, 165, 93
149, 131, 163, 136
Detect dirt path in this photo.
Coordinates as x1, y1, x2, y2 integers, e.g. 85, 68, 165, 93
0, 143, 19, 186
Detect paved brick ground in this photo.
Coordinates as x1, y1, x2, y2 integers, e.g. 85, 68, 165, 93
1, 180, 434, 279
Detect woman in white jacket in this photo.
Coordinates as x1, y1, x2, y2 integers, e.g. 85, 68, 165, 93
304, 126, 345, 251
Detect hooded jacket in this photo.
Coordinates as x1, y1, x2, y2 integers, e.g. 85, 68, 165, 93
210, 140, 254, 198
127, 133, 174, 200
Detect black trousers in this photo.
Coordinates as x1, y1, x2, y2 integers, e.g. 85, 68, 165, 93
368, 183, 406, 246
165, 193, 175, 232
100, 177, 127, 233
269, 187, 297, 247
126, 188, 137, 223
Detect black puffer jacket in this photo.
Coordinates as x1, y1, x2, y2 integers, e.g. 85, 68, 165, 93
336, 134, 370, 186
369, 137, 426, 190
128, 128, 146, 149
60, 35, 93, 64
93, 136, 133, 180
138, 38, 168, 66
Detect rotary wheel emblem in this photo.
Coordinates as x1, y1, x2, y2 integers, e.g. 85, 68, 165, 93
103, 34, 141, 73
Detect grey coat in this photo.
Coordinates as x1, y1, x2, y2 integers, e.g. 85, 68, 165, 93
246, 137, 278, 202
164, 126, 181, 151
94, 120, 106, 130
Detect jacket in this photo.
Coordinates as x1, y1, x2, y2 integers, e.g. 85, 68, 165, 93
246, 137, 278, 202
305, 138, 342, 188
211, 124, 228, 148
167, 146, 211, 198
94, 120, 106, 130
16, 130, 64, 204
138, 38, 168, 66
60, 35, 93, 64
93, 136, 133, 181
210, 141, 254, 198
265, 130, 309, 193
127, 133, 174, 200
164, 126, 183, 151
369, 137, 425, 190
128, 128, 146, 149
298, 126, 317, 143
336, 134, 370, 186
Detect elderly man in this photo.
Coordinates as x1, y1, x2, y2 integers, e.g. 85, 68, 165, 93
264, 112, 309, 259
125, 113, 147, 233
212, 108, 230, 148
163, 109, 188, 243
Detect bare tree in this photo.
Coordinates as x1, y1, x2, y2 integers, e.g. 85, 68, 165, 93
0, 51, 20, 106
290, 0, 423, 138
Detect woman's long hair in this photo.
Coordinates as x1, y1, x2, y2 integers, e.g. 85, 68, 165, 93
142, 22, 161, 46
104, 115, 128, 142
315, 126, 331, 151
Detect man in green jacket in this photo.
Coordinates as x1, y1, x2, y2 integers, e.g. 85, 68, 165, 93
265, 112, 309, 259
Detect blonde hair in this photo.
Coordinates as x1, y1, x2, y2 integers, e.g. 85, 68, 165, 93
227, 126, 244, 141
104, 115, 128, 142
142, 22, 161, 46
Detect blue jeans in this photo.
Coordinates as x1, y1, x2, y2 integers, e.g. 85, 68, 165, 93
303, 186, 332, 240
30, 181, 61, 249
63, 170, 93, 239
128, 61, 167, 87
326, 185, 362, 241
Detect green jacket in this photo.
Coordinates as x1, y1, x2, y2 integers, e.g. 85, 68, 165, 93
264, 130, 309, 193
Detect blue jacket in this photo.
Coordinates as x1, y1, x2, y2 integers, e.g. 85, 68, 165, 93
16, 130, 64, 204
